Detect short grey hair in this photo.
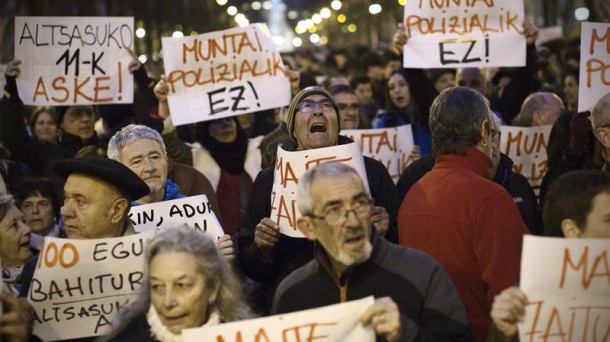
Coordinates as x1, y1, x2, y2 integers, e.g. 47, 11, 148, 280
296, 162, 368, 215
0, 195, 13, 222
514, 92, 564, 126
429, 87, 491, 156
107, 124, 167, 162
592, 92, 610, 130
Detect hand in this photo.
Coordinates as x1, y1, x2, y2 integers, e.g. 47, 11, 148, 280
285, 66, 300, 95
154, 76, 170, 103
522, 20, 539, 45
254, 218, 280, 253
216, 234, 235, 264
127, 50, 142, 73
392, 24, 408, 54
0, 294, 33, 342
5, 59, 22, 77
371, 206, 389, 236
569, 111, 592, 155
491, 287, 528, 338
361, 297, 402, 342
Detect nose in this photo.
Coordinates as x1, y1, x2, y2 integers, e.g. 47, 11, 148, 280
344, 208, 361, 227
31, 203, 40, 214
18, 218, 32, 235
60, 202, 73, 218
163, 289, 177, 308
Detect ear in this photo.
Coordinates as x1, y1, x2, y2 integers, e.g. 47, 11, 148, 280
479, 119, 489, 142
109, 198, 129, 224
561, 219, 582, 239
296, 217, 317, 241
594, 128, 610, 149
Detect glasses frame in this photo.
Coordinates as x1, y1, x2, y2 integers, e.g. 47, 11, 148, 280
305, 198, 374, 225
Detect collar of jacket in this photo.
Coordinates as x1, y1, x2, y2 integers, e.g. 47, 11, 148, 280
493, 153, 514, 186
435, 147, 493, 179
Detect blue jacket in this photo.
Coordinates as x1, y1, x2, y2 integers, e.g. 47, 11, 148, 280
131, 179, 185, 206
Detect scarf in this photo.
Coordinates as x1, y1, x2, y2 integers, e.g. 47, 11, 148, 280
30, 223, 61, 251
196, 118, 248, 175
146, 305, 221, 342
2, 265, 24, 297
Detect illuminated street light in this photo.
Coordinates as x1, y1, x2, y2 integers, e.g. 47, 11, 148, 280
135, 28, 146, 38
369, 4, 382, 15
337, 14, 346, 23
288, 10, 298, 19
292, 37, 303, 47
227, 6, 238, 15
331, 0, 342, 11
398, 0, 406, 5
216, 0, 228, 5
262, 1, 272, 10
312, 14, 322, 24
320, 8, 331, 19
252, 1, 262, 10
347, 24, 357, 32
310, 33, 320, 44
574, 7, 590, 21
305, 19, 314, 28
172, 31, 184, 38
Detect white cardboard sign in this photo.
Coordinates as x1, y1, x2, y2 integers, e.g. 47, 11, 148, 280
578, 22, 610, 112
500, 125, 552, 188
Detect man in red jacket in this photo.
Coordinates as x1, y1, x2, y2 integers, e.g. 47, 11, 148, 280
398, 87, 529, 341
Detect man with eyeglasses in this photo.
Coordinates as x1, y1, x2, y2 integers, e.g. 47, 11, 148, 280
237, 86, 398, 314
328, 84, 369, 129
272, 162, 471, 341
398, 87, 529, 341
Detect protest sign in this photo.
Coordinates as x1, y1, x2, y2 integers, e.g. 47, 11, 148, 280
129, 195, 224, 240
403, 0, 525, 68
518, 236, 610, 341
271, 142, 369, 238
342, 125, 415, 183
500, 125, 551, 188
14, 17, 134, 106
183, 296, 375, 342
28, 232, 155, 340
578, 22, 610, 112
161, 23, 291, 126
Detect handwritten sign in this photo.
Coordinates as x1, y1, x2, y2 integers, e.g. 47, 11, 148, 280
129, 195, 224, 240
500, 125, 551, 188
342, 125, 415, 183
536, 26, 563, 47
271, 142, 370, 238
28, 232, 154, 340
403, 0, 525, 68
161, 23, 291, 125
14, 17, 134, 106
183, 296, 375, 342
578, 22, 610, 112
518, 236, 610, 341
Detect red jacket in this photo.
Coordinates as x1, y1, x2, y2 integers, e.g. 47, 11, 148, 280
398, 148, 528, 342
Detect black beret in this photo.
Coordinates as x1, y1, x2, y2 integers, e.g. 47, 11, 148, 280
53, 156, 150, 201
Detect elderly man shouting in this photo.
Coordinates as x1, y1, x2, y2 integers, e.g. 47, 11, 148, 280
237, 86, 398, 314
273, 162, 471, 341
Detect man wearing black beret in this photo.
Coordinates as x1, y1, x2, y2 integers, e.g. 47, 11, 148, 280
19, 156, 149, 298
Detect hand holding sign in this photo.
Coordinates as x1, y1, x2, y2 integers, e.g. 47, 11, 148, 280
254, 218, 281, 253
371, 207, 390, 236
360, 297, 402, 342
217, 234, 235, 264
5, 59, 21, 78
392, 24, 409, 55
490, 286, 528, 338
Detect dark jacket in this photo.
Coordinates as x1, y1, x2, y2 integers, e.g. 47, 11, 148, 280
397, 153, 542, 235
236, 135, 398, 314
272, 231, 472, 341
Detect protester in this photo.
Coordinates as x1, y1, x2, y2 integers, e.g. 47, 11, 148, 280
591, 92, 610, 170
488, 169, 610, 340
328, 84, 366, 129
237, 86, 397, 314
103, 226, 251, 341
108, 124, 234, 261
562, 68, 579, 113
398, 87, 529, 341
18, 156, 150, 297
0, 195, 32, 296
28, 107, 59, 142
14, 177, 63, 253
511, 92, 565, 126
350, 75, 380, 125
273, 162, 472, 340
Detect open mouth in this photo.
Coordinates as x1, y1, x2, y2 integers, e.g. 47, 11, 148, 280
344, 235, 364, 246
310, 122, 327, 133
163, 314, 187, 325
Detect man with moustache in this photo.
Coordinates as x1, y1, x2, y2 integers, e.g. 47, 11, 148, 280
273, 162, 471, 341
237, 86, 398, 314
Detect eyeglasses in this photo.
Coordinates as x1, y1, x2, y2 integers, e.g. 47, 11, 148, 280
337, 103, 360, 112
306, 197, 373, 225
297, 100, 334, 113
490, 128, 502, 140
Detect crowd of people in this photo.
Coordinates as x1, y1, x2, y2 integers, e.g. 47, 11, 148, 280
0, 17, 609, 342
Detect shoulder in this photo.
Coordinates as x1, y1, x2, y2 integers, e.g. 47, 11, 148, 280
273, 260, 318, 308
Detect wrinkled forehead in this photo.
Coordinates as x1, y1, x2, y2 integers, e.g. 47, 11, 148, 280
301, 94, 332, 103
